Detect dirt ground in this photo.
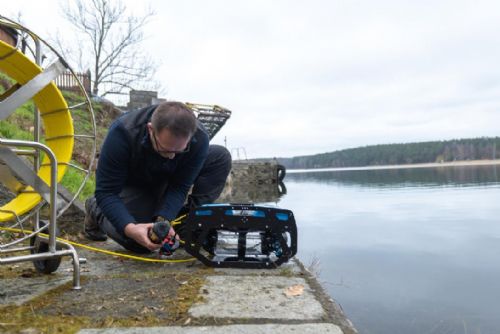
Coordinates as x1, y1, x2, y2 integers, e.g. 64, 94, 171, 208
0, 252, 208, 333
0, 207, 212, 333
41, 274, 183, 320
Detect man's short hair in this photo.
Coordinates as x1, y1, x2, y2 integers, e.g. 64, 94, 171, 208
151, 102, 197, 138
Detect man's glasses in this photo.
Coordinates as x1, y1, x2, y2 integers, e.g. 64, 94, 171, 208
151, 130, 190, 155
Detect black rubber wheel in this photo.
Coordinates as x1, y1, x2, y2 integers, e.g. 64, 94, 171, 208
30, 221, 61, 274
277, 164, 286, 182
278, 181, 287, 195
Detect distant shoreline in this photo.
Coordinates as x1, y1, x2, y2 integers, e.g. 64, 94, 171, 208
287, 159, 500, 173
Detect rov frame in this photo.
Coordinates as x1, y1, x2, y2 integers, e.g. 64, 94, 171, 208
183, 204, 297, 268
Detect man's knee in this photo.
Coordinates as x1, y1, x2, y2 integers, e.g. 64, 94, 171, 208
207, 145, 232, 173
189, 145, 231, 206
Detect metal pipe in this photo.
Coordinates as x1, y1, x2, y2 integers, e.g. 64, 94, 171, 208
34, 36, 42, 246
0, 139, 58, 253
0, 249, 74, 264
67, 243, 82, 290
0, 225, 45, 249
32, 235, 82, 289
0, 243, 81, 289
0, 15, 85, 290
39, 161, 87, 173
0, 246, 34, 254
10, 148, 37, 156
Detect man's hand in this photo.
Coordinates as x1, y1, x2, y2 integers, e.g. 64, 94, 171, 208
148, 220, 179, 255
153, 217, 178, 242
124, 223, 161, 251
167, 226, 179, 241
158, 225, 180, 255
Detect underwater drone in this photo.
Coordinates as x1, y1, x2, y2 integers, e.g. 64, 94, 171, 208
180, 203, 297, 268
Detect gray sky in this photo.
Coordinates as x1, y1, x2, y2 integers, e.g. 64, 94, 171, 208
2, 0, 500, 158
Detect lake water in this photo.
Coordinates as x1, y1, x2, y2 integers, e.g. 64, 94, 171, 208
277, 165, 500, 334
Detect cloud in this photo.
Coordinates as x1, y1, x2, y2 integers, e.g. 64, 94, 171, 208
3, 0, 500, 158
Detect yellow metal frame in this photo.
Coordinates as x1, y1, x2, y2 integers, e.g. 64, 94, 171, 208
0, 40, 74, 221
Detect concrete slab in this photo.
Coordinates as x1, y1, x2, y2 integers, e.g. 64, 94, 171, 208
0, 275, 70, 306
213, 259, 302, 276
57, 243, 203, 278
38, 275, 178, 320
189, 275, 325, 320
79, 323, 343, 334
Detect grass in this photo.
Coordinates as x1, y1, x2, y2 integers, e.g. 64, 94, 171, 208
0, 118, 33, 140
61, 162, 96, 201
306, 255, 322, 278
0, 91, 35, 141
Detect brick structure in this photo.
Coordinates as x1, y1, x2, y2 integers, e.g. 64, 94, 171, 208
127, 90, 166, 111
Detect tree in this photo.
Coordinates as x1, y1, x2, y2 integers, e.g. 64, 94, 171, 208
57, 0, 159, 98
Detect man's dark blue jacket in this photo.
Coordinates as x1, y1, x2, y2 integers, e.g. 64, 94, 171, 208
95, 105, 209, 234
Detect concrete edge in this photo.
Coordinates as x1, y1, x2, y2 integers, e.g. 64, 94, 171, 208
294, 259, 358, 334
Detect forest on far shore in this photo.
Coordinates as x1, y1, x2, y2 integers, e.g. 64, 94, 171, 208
276, 137, 500, 169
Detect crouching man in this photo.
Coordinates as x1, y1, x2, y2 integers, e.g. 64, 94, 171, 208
84, 101, 231, 253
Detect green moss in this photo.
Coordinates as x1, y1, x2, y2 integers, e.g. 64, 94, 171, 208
279, 266, 295, 277
170, 275, 206, 323
0, 280, 90, 334
0, 271, 207, 333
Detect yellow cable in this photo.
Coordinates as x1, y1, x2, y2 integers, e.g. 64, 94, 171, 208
0, 226, 195, 264
171, 215, 186, 226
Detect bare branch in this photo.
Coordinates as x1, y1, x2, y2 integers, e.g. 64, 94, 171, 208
59, 0, 160, 98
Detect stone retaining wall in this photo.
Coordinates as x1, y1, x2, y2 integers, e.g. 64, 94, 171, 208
217, 160, 286, 203
230, 160, 282, 185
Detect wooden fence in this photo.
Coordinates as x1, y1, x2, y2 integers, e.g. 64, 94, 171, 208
55, 70, 92, 95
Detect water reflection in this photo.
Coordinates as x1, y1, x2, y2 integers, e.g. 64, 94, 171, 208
288, 164, 500, 188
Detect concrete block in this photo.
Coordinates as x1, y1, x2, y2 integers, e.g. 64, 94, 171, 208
189, 275, 325, 320
0, 275, 70, 306
79, 323, 343, 334
213, 259, 302, 276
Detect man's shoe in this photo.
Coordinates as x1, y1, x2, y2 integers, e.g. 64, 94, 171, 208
84, 197, 108, 241
84, 227, 108, 242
